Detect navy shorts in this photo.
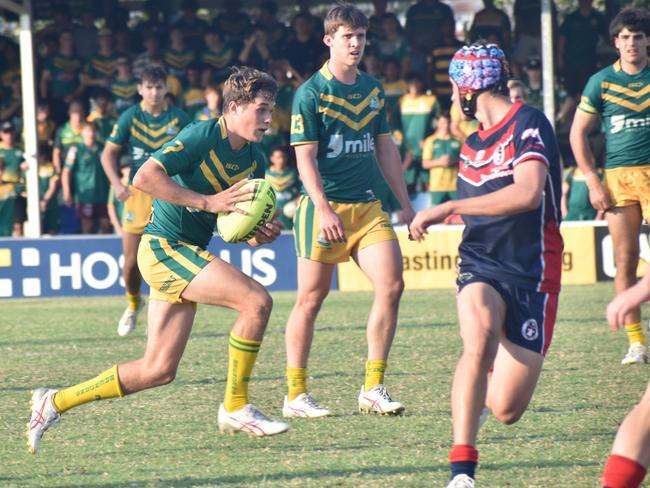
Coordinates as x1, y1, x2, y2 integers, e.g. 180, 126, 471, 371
456, 272, 558, 355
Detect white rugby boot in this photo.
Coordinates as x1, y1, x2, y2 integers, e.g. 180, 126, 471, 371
218, 403, 289, 437
358, 384, 405, 415
282, 393, 330, 418
27, 388, 61, 454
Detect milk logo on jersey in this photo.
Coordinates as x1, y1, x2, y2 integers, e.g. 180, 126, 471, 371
326, 133, 375, 159
610, 114, 650, 134
521, 319, 539, 341
132, 147, 151, 161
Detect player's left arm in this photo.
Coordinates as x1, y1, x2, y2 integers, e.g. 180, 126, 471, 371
409, 159, 548, 241
375, 133, 414, 224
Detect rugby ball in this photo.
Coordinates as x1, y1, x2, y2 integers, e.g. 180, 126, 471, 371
216, 179, 277, 243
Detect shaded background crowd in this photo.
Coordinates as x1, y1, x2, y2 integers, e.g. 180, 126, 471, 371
0, 0, 633, 236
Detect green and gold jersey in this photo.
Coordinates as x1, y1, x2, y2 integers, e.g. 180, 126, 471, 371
422, 134, 460, 192
195, 107, 221, 121
400, 93, 440, 159
43, 53, 81, 98
266, 166, 300, 229
110, 78, 139, 114
147, 117, 266, 248
382, 79, 407, 130
0, 144, 24, 193
108, 102, 191, 183
83, 53, 117, 81
578, 60, 650, 169
38, 161, 58, 199
163, 47, 195, 81
87, 111, 116, 146
290, 61, 391, 203
564, 167, 597, 221
53, 122, 83, 162
180, 87, 206, 118
64, 144, 110, 204
200, 46, 235, 70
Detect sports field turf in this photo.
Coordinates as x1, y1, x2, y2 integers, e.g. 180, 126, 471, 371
2, 283, 648, 487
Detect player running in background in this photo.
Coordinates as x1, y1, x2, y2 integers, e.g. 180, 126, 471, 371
28, 67, 288, 454
283, 3, 414, 419
570, 8, 650, 365
410, 43, 563, 487
101, 65, 191, 336
602, 270, 650, 488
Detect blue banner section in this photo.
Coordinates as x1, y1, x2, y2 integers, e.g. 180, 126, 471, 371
0, 234, 328, 299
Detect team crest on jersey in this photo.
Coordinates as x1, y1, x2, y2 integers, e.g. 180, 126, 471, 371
457, 272, 474, 283
369, 96, 380, 111
521, 319, 539, 341
166, 127, 179, 136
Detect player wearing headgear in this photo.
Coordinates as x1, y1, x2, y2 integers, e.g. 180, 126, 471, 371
409, 43, 564, 487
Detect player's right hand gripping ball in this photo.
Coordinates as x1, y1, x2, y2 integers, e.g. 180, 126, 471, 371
216, 178, 277, 243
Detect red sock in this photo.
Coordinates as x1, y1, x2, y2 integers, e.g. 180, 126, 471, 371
602, 454, 647, 488
449, 444, 479, 463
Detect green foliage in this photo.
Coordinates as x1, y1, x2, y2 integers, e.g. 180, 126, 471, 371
2, 284, 647, 487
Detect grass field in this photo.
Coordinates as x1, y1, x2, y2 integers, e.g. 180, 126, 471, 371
2, 283, 648, 487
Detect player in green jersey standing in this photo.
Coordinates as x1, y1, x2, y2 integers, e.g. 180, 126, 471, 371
102, 65, 191, 337
570, 8, 650, 365
283, 4, 414, 418
27, 67, 289, 454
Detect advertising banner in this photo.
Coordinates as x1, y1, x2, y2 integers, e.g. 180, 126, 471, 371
0, 233, 317, 299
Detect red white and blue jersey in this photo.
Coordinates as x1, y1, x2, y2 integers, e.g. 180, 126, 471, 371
457, 102, 563, 293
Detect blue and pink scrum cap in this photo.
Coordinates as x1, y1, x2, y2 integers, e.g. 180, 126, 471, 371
448, 44, 508, 97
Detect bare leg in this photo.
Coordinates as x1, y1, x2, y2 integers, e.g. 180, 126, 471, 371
285, 258, 334, 368
353, 240, 404, 360
122, 232, 143, 295
611, 381, 650, 467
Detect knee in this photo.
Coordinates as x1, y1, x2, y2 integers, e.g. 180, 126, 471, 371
147, 363, 178, 386
615, 250, 640, 276
491, 403, 525, 426
461, 329, 499, 368
379, 276, 404, 302
296, 289, 328, 315
242, 287, 273, 322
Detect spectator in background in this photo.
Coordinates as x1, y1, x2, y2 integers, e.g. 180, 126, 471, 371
0, 121, 26, 236
255, 1, 290, 59
52, 99, 85, 173
508, 79, 526, 103
405, 0, 455, 76
400, 71, 440, 194
522, 58, 544, 112
262, 59, 300, 151
132, 0, 165, 49
470, 0, 512, 53
375, 14, 410, 79
265, 146, 300, 231
212, 0, 252, 45
107, 162, 130, 236
111, 55, 139, 115
512, 0, 557, 78
36, 3, 74, 45
428, 18, 463, 109
87, 88, 116, 146
38, 142, 59, 235
81, 29, 117, 92
195, 84, 222, 121
164, 27, 195, 86
293, 0, 324, 40
172, 0, 208, 53
382, 58, 408, 129
113, 27, 134, 59
62, 123, 111, 234
558, 0, 607, 102
73, 8, 98, 62
200, 30, 236, 83
1, 76, 22, 133
450, 101, 479, 142
561, 166, 600, 221
0, 168, 17, 236
368, 0, 392, 45
180, 64, 206, 119
422, 112, 460, 207
239, 29, 271, 71
285, 13, 327, 79
361, 49, 383, 79
37, 102, 56, 149
40, 30, 83, 124
133, 33, 163, 80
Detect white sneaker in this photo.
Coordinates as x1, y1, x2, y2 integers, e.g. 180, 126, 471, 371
446, 474, 475, 488
117, 300, 145, 337
218, 403, 289, 437
282, 393, 330, 418
27, 388, 61, 454
621, 342, 648, 365
358, 384, 405, 415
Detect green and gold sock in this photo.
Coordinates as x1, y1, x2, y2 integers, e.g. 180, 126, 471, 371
127, 293, 141, 312
52, 365, 124, 414
364, 359, 387, 392
223, 332, 261, 412
624, 323, 645, 345
287, 367, 308, 401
